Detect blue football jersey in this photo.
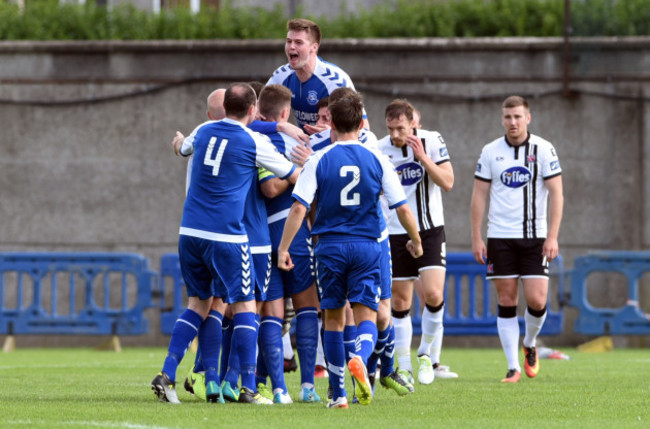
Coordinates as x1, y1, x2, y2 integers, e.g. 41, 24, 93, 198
266, 57, 365, 129
292, 140, 407, 239
179, 118, 295, 242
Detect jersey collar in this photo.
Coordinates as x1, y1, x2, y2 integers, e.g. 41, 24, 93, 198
504, 132, 530, 148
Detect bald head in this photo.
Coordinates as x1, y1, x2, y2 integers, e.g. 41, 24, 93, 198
207, 88, 226, 120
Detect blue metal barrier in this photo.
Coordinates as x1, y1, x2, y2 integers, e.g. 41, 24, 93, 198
412, 253, 565, 336
160, 252, 565, 336
570, 251, 650, 335
158, 253, 187, 335
0, 253, 156, 336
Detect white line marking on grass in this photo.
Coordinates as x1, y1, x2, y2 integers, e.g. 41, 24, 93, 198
6, 420, 175, 429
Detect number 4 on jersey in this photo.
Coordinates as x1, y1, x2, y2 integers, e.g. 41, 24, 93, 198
204, 137, 229, 176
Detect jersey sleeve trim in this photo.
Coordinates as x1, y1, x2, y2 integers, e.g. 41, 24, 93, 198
279, 165, 296, 180
389, 200, 408, 210
292, 194, 311, 210
474, 175, 492, 182
435, 159, 451, 166
543, 172, 562, 180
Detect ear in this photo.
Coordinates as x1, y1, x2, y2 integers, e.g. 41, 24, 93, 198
281, 105, 290, 121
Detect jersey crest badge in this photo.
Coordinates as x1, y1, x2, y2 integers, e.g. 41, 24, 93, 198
307, 90, 319, 106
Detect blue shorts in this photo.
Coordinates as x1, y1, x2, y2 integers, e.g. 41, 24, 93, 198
315, 237, 381, 311
178, 235, 256, 303
379, 237, 392, 300
252, 251, 271, 302
267, 219, 315, 301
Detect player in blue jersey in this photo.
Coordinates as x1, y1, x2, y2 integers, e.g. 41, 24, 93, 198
277, 92, 423, 409
266, 18, 368, 133
172, 86, 277, 404
252, 84, 322, 403
311, 88, 414, 398
151, 82, 299, 405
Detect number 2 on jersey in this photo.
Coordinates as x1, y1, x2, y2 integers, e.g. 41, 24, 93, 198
340, 165, 360, 206
204, 137, 229, 176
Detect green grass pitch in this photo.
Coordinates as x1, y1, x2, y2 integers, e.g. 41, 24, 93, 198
0, 347, 647, 428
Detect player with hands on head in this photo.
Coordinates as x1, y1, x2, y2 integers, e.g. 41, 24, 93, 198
377, 99, 457, 387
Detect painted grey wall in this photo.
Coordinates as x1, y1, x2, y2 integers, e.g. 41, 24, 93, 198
0, 37, 648, 347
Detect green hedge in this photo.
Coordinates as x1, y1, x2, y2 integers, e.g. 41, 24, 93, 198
0, 0, 648, 40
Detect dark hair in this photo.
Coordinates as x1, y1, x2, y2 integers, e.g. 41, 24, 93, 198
317, 96, 329, 109
328, 87, 357, 105
258, 84, 292, 121
287, 18, 322, 45
502, 95, 529, 110
247, 81, 265, 98
385, 99, 414, 122
329, 92, 363, 133
224, 82, 257, 119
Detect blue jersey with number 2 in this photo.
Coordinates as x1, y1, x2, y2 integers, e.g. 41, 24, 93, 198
292, 140, 406, 240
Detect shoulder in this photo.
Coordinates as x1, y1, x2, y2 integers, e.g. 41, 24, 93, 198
278, 131, 302, 148
359, 129, 379, 149
268, 63, 295, 84
309, 129, 333, 152
483, 136, 505, 152
529, 133, 555, 149
418, 129, 445, 144
377, 135, 391, 149
314, 57, 354, 89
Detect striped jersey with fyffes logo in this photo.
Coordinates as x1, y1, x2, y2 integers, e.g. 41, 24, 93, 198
474, 133, 562, 239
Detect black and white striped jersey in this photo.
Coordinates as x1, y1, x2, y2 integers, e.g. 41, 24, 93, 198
378, 129, 451, 234
475, 133, 562, 239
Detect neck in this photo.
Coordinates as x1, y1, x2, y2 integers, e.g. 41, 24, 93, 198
295, 57, 316, 82
335, 131, 358, 142
227, 114, 250, 125
506, 132, 529, 146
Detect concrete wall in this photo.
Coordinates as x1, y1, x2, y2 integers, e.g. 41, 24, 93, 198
0, 37, 648, 347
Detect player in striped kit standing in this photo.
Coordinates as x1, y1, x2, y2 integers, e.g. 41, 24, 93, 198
377, 99, 457, 387
470, 95, 563, 383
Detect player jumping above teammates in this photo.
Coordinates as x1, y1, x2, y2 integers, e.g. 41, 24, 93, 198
471, 95, 563, 383
151, 83, 299, 404
278, 92, 423, 409
378, 99, 457, 387
266, 18, 368, 133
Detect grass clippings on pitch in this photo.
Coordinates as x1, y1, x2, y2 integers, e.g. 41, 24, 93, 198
0, 346, 647, 429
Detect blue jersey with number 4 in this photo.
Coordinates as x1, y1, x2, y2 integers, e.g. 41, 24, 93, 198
292, 140, 406, 239
180, 118, 295, 241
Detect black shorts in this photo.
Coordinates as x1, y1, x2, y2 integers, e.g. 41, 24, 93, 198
486, 238, 549, 279
390, 226, 446, 280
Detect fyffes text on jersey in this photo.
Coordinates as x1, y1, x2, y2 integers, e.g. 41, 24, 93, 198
500, 166, 531, 188
396, 162, 424, 185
